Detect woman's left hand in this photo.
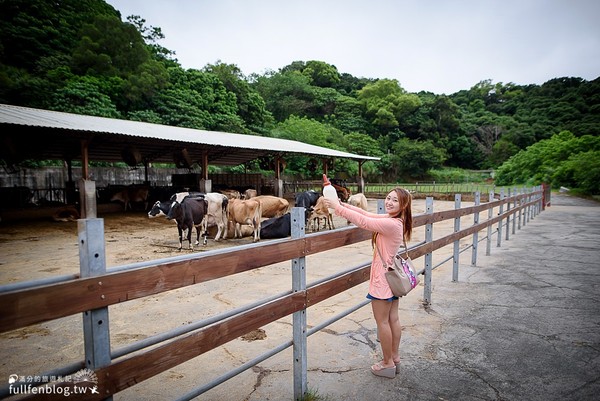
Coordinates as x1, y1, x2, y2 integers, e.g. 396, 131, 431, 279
322, 197, 340, 209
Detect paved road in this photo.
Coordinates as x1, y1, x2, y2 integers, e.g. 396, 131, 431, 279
244, 193, 600, 401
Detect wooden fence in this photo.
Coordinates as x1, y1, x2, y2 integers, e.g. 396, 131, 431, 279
0, 186, 546, 400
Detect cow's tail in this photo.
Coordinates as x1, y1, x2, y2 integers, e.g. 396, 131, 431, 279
221, 196, 229, 230
255, 204, 262, 240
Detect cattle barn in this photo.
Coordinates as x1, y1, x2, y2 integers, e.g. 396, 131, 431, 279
0, 103, 378, 218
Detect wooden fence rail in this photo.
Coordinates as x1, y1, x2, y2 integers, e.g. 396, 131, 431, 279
0, 186, 546, 400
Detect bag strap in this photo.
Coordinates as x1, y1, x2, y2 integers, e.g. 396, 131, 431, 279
402, 237, 409, 259
375, 235, 409, 267
374, 243, 388, 268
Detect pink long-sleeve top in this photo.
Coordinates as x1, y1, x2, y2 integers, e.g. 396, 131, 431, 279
333, 202, 404, 299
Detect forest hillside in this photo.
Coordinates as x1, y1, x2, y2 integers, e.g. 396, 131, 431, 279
1, 0, 598, 194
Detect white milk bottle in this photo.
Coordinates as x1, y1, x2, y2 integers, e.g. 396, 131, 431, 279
322, 174, 338, 213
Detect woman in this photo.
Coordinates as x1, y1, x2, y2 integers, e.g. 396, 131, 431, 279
323, 188, 413, 379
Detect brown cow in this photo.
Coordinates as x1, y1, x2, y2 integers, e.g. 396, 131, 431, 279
251, 195, 289, 219
227, 198, 262, 242
243, 188, 257, 199
110, 185, 149, 211
220, 189, 241, 200
309, 196, 335, 232
331, 183, 350, 202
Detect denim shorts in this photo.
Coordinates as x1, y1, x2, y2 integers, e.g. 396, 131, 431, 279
366, 293, 398, 302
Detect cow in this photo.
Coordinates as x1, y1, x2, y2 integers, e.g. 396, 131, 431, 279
202, 192, 229, 242
167, 192, 227, 243
294, 190, 321, 224
347, 193, 369, 225
260, 208, 312, 239
110, 185, 150, 211
348, 193, 368, 211
148, 200, 172, 218
167, 196, 208, 251
243, 188, 257, 199
294, 190, 320, 210
331, 183, 350, 202
260, 213, 291, 239
220, 189, 241, 200
228, 198, 261, 242
148, 192, 204, 219
309, 196, 335, 232
252, 195, 289, 219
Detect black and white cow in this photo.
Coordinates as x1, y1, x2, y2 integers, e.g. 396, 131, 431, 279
167, 196, 208, 251
148, 200, 172, 218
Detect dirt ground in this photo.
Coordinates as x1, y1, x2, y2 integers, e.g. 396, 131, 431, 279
0, 198, 466, 400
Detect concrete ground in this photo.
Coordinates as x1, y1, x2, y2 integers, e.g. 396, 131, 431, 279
241, 193, 600, 401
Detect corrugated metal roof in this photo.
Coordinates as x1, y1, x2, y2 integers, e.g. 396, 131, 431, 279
0, 104, 379, 166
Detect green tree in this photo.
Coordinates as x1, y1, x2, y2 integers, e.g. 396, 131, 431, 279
50, 77, 120, 118
495, 131, 600, 192
252, 70, 315, 122
357, 79, 421, 136
383, 139, 447, 180
204, 61, 273, 134
152, 68, 243, 131
553, 151, 600, 194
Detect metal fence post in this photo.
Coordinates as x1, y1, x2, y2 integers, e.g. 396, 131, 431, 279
452, 194, 461, 282
423, 197, 434, 305
512, 187, 517, 235
291, 207, 307, 401
505, 187, 511, 241
471, 192, 480, 266
79, 217, 112, 400
518, 187, 523, 230
486, 191, 494, 256
497, 189, 504, 248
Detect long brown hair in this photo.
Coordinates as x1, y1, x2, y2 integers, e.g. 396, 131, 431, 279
372, 187, 413, 246
392, 187, 412, 241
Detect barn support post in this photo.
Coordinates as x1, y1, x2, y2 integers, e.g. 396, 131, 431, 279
65, 158, 78, 204
357, 161, 365, 194
452, 194, 461, 282
79, 179, 97, 219
423, 197, 434, 305
78, 218, 112, 400
291, 207, 307, 400
471, 192, 480, 266
143, 160, 150, 185
200, 152, 212, 193
80, 139, 89, 180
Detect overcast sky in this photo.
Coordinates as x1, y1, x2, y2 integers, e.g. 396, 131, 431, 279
105, 0, 600, 95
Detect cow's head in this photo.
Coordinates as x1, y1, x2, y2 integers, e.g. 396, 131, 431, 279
148, 201, 165, 218
166, 201, 181, 220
